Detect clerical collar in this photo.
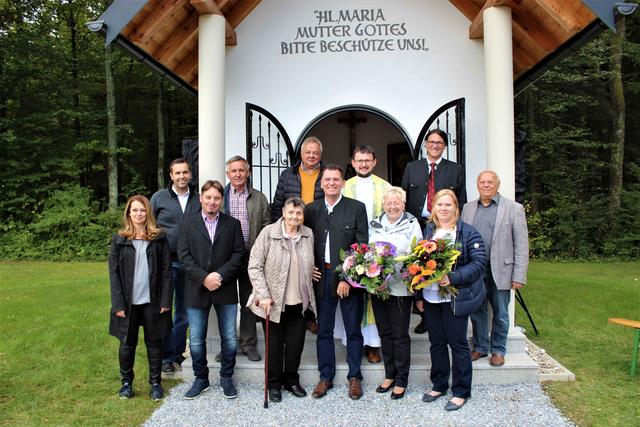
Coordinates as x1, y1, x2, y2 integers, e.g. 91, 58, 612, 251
356, 175, 373, 182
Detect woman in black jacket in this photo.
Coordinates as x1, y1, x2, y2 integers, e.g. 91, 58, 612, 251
416, 189, 486, 411
108, 195, 172, 401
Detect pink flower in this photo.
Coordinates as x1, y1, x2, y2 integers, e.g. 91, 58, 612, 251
343, 255, 355, 271
366, 263, 381, 278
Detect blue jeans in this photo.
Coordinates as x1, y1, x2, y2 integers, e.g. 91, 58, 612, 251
187, 303, 237, 380
162, 262, 189, 364
316, 269, 364, 381
470, 269, 511, 356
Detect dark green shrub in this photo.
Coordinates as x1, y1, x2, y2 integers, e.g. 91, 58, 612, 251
0, 185, 119, 261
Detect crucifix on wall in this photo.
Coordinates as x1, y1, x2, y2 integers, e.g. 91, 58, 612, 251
338, 111, 367, 179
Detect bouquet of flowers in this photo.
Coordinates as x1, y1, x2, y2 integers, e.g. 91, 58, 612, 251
396, 238, 461, 298
336, 242, 398, 300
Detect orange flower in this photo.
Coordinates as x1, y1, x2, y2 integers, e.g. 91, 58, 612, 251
426, 260, 437, 270
407, 264, 421, 275
425, 241, 438, 253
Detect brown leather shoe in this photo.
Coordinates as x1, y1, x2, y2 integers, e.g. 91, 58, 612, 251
312, 380, 333, 398
366, 346, 382, 364
348, 378, 363, 400
307, 320, 319, 335
490, 353, 505, 366
471, 350, 488, 361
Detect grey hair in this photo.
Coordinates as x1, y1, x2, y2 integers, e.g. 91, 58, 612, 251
301, 136, 323, 152
382, 186, 407, 204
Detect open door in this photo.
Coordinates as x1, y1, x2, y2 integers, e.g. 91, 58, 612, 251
246, 103, 295, 203
414, 98, 465, 167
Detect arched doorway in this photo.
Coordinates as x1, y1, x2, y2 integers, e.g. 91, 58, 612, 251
245, 100, 465, 201
297, 105, 412, 186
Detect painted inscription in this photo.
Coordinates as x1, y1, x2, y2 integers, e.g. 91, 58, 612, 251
281, 8, 429, 55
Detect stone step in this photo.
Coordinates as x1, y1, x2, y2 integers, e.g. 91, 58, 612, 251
174, 308, 539, 386
205, 321, 529, 355
177, 350, 538, 385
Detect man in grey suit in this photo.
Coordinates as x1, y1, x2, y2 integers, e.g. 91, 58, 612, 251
461, 170, 529, 367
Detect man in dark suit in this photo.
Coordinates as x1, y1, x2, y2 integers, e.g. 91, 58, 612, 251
401, 129, 466, 223
304, 165, 369, 400
401, 129, 467, 333
177, 180, 245, 400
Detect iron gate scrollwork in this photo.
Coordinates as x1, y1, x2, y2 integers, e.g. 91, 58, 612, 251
246, 103, 295, 203
414, 98, 465, 167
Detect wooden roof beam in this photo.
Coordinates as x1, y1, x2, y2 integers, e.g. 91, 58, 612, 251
511, 7, 557, 53
131, 0, 189, 44
226, 0, 261, 28
190, 0, 237, 45
174, 47, 198, 78
448, 0, 480, 21
512, 44, 537, 69
469, 0, 514, 39
217, 0, 231, 11
153, 12, 199, 62
531, 0, 580, 31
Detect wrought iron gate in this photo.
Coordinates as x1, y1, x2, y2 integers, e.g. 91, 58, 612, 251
246, 103, 295, 203
413, 97, 465, 167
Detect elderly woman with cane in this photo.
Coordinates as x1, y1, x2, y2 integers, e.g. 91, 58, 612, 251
247, 197, 316, 403
108, 195, 172, 401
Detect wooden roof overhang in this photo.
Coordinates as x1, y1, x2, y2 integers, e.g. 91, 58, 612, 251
94, 0, 618, 96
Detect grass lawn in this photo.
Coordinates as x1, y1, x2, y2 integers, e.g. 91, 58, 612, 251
1, 261, 638, 426
517, 261, 640, 427
0, 261, 179, 426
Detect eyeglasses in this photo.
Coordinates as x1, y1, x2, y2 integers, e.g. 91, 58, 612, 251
353, 159, 374, 164
426, 140, 445, 146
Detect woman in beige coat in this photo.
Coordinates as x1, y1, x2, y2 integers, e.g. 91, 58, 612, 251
247, 197, 316, 403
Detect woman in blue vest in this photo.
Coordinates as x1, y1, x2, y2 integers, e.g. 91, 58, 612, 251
417, 189, 486, 411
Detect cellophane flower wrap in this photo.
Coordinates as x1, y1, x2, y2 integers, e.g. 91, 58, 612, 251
396, 237, 461, 298
336, 242, 397, 300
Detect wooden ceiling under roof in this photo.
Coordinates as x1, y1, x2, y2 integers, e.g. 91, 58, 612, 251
114, 0, 599, 91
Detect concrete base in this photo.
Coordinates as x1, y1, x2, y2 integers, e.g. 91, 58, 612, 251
176, 313, 539, 385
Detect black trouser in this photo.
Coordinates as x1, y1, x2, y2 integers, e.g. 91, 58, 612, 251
238, 258, 258, 353
119, 304, 162, 385
423, 300, 472, 399
260, 304, 307, 390
372, 295, 413, 388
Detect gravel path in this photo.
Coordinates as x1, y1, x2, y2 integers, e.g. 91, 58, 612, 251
144, 382, 573, 427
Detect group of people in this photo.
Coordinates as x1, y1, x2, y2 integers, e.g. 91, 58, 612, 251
108, 131, 529, 413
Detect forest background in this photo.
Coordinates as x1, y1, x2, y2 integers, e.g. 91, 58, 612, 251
1, 0, 639, 261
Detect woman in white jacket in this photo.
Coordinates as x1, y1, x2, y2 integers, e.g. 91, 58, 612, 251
368, 187, 423, 400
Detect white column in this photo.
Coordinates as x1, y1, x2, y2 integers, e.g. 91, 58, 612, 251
198, 13, 226, 187
483, 6, 518, 330
199, 14, 226, 361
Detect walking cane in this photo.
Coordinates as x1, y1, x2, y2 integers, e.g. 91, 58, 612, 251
256, 300, 271, 409
515, 289, 539, 336
264, 307, 270, 409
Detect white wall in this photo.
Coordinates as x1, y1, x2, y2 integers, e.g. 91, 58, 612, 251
224, 0, 487, 192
